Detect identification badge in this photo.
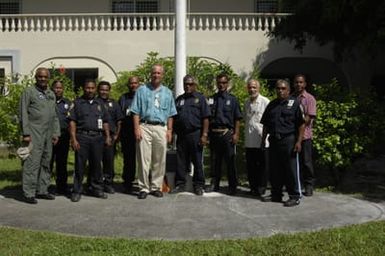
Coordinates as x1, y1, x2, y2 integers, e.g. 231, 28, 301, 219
287, 100, 294, 107
38, 93, 45, 100
109, 102, 113, 108
154, 94, 160, 108
194, 98, 199, 104
126, 108, 131, 116
180, 99, 185, 106
208, 98, 214, 105
64, 103, 68, 109
97, 118, 103, 129
226, 99, 231, 106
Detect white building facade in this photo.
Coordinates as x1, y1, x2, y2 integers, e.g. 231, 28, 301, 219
1, 0, 383, 90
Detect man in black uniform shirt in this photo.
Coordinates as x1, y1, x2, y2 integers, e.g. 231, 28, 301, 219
68, 80, 112, 202
98, 81, 124, 194
260, 79, 305, 207
50, 80, 71, 195
171, 75, 211, 195
208, 73, 242, 195
118, 76, 140, 193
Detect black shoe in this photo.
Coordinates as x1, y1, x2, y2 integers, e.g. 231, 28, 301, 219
194, 187, 204, 196
55, 187, 70, 196
150, 190, 163, 198
23, 196, 37, 204
249, 190, 261, 197
92, 191, 108, 199
169, 185, 185, 194
137, 191, 148, 199
124, 184, 133, 194
104, 186, 115, 194
228, 187, 237, 195
304, 186, 313, 197
71, 193, 81, 202
36, 193, 55, 200
283, 198, 300, 207
206, 183, 219, 192
261, 194, 282, 203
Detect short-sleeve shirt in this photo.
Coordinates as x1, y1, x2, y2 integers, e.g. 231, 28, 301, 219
68, 96, 109, 132
100, 98, 124, 134
297, 90, 316, 140
244, 94, 270, 148
260, 96, 305, 138
174, 92, 211, 134
118, 91, 136, 135
130, 84, 177, 124
208, 91, 242, 130
56, 97, 71, 133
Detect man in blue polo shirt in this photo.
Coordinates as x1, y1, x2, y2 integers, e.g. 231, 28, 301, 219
130, 64, 177, 199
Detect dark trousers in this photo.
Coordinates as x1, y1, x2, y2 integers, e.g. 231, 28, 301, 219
73, 134, 104, 194
50, 133, 70, 191
300, 139, 315, 187
245, 147, 267, 195
102, 137, 116, 186
121, 132, 136, 187
176, 130, 205, 188
210, 131, 238, 190
268, 134, 301, 199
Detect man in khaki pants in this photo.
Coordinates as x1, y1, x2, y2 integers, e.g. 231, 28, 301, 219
131, 64, 177, 199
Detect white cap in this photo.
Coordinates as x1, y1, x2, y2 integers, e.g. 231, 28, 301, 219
16, 142, 33, 160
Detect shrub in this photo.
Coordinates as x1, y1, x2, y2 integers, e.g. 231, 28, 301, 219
312, 79, 385, 184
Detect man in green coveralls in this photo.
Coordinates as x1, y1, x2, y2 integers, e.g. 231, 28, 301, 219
19, 67, 60, 204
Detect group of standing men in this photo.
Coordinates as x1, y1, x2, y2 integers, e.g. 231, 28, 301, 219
18, 65, 316, 207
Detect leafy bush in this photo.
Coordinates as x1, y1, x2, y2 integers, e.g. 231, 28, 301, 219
312, 79, 385, 184
0, 68, 76, 148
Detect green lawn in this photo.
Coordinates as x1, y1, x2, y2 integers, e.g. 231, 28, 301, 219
0, 221, 384, 255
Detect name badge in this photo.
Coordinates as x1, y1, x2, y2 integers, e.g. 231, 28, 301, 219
226, 99, 231, 106
287, 100, 294, 107
109, 102, 113, 107
179, 99, 185, 106
38, 93, 46, 100
64, 103, 69, 109
208, 98, 214, 105
97, 118, 103, 129
126, 108, 131, 116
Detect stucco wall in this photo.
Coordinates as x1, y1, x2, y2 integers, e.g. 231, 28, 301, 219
0, 28, 338, 84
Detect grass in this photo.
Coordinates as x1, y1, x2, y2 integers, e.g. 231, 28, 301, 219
0, 221, 384, 255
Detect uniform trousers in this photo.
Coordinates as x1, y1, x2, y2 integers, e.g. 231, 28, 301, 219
210, 130, 238, 190
268, 134, 301, 199
22, 133, 52, 197
300, 139, 315, 187
50, 132, 70, 191
73, 133, 104, 194
121, 131, 136, 187
245, 147, 267, 195
176, 130, 205, 188
102, 136, 116, 187
136, 123, 167, 193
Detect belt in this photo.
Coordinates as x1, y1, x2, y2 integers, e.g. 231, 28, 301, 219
211, 128, 229, 133
271, 133, 295, 140
140, 120, 165, 126
77, 130, 102, 136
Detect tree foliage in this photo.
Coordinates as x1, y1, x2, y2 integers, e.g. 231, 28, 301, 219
312, 79, 385, 182
270, 0, 385, 60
